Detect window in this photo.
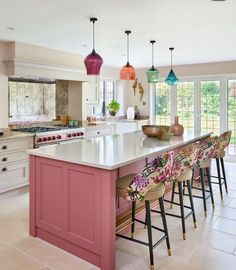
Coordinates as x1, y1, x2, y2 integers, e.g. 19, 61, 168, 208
200, 80, 220, 135
177, 82, 194, 131
93, 80, 115, 116
155, 83, 171, 125
228, 80, 236, 156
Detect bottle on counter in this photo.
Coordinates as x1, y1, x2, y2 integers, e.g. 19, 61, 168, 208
127, 107, 135, 120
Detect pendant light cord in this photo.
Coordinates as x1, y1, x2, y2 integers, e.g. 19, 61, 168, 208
127, 32, 129, 64
152, 43, 154, 67
170, 47, 174, 69
93, 21, 95, 50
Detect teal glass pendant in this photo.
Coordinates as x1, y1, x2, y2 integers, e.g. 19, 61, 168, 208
146, 40, 159, 83
166, 69, 178, 85
165, 47, 178, 85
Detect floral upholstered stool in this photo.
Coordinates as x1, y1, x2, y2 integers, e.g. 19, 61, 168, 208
191, 136, 218, 217
164, 142, 200, 240
116, 151, 174, 270
210, 131, 231, 200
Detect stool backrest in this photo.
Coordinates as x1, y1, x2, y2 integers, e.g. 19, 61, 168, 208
171, 142, 200, 180
127, 151, 174, 201
197, 136, 218, 165
219, 131, 232, 150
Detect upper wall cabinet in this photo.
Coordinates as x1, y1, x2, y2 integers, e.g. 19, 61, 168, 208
82, 76, 100, 105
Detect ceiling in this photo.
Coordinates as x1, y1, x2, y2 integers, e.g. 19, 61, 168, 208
0, 0, 235, 68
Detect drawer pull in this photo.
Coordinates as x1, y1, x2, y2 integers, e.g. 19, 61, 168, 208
2, 145, 7, 150
97, 131, 100, 134
2, 157, 8, 162
2, 167, 7, 172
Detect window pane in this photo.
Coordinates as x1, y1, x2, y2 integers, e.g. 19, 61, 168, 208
177, 82, 194, 131
155, 83, 171, 125
200, 81, 220, 135
228, 80, 236, 156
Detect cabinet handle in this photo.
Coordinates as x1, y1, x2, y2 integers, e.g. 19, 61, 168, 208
97, 131, 100, 134
2, 157, 7, 162
1, 145, 7, 150
2, 167, 7, 172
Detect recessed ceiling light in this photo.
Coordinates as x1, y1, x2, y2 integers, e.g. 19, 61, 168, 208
211, 0, 226, 1
7, 26, 15, 31
121, 54, 125, 57
82, 44, 87, 47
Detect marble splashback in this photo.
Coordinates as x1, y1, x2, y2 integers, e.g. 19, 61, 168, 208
56, 80, 69, 117
9, 81, 56, 122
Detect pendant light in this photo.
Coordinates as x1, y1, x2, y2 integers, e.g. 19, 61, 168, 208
165, 47, 178, 85
120, 30, 135, 80
84, 18, 103, 75
146, 40, 159, 83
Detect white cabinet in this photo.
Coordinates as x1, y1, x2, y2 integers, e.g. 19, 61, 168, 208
0, 136, 33, 193
85, 124, 115, 138
83, 76, 100, 105
115, 120, 149, 134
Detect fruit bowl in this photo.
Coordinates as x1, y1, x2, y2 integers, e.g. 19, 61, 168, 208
142, 125, 172, 141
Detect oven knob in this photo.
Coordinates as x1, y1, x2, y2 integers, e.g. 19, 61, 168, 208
43, 137, 47, 142
67, 133, 72, 138
37, 138, 42, 142
47, 137, 51, 141
57, 135, 62, 139
76, 132, 80, 136
80, 132, 84, 136
72, 133, 76, 137
52, 136, 56, 140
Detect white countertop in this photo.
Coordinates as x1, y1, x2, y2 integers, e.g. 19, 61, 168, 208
28, 131, 211, 170
0, 132, 34, 141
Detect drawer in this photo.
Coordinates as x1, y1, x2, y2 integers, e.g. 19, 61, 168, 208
0, 161, 29, 193
0, 138, 32, 154
0, 150, 29, 165
85, 126, 112, 138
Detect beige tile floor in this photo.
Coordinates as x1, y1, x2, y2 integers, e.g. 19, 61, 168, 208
0, 161, 236, 270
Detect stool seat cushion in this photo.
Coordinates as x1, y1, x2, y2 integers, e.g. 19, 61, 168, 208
116, 174, 165, 201
175, 168, 193, 182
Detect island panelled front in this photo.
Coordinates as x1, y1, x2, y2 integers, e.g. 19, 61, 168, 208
28, 131, 211, 270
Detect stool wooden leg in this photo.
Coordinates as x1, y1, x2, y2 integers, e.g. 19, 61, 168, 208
220, 157, 228, 194
131, 201, 136, 238
178, 181, 186, 240
200, 168, 207, 217
216, 158, 223, 200
191, 168, 195, 188
159, 197, 171, 256
186, 179, 197, 228
170, 181, 176, 209
145, 200, 154, 269
206, 167, 215, 209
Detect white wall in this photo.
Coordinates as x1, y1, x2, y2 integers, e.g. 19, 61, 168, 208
0, 42, 9, 128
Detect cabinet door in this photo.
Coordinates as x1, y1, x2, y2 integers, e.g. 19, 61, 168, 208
115, 122, 137, 134
83, 76, 99, 105
85, 126, 112, 138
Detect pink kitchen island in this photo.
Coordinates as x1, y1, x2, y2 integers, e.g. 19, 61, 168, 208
28, 130, 211, 270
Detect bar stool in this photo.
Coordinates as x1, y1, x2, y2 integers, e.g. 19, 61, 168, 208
116, 151, 174, 270
163, 142, 200, 240
210, 131, 232, 200
191, 136, 218, 216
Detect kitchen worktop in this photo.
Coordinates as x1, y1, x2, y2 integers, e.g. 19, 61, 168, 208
0, 131, 35, 141
28, 130, 211, 170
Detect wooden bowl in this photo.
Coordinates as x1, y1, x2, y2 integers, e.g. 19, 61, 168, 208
142, 125, 172, 140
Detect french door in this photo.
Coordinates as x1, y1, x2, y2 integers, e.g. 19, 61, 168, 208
154, 77, 236, 160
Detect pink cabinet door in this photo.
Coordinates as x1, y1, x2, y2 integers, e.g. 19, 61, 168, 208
35, 157, 102, 254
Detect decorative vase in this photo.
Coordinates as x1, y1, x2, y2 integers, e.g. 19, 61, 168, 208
109, 111, 116, 116
170, 116, 184, 136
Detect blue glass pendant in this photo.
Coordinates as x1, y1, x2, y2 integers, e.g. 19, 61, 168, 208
165, 69, 178, 85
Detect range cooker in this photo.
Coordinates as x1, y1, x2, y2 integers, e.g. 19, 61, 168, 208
13, 126, 85, 147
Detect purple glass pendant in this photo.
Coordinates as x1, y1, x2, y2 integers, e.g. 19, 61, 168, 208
84, 49, 103, 75
84, 18, 103, 75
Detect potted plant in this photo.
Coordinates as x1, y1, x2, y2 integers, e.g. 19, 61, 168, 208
106, 100, 120, 116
